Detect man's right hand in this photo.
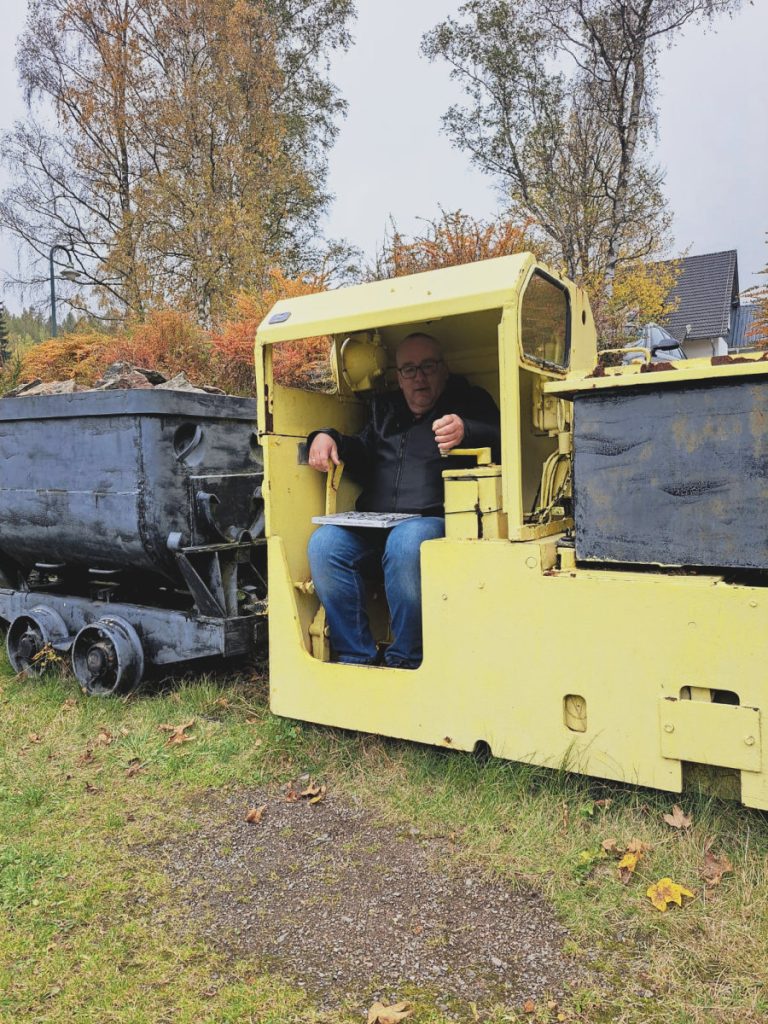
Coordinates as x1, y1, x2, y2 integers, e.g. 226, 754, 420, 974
308, 432, 340, 472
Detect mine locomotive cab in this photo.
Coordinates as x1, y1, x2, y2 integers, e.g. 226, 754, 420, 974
256, 256, 597, 727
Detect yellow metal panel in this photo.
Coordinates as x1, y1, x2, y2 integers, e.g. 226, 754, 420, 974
256, 255, 535, 345
545, 355, 768, 398
659, 699, 761, 772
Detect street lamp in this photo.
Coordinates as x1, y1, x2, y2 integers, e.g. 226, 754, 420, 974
48, 245, 83, 337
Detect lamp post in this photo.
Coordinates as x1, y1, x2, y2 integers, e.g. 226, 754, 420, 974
48, 245, 82, 337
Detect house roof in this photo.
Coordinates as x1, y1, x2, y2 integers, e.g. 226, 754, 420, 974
660, 250, 739, 342
729, 303, 760, 349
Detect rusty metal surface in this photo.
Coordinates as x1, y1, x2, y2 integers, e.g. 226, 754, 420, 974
573, 379, 768, 569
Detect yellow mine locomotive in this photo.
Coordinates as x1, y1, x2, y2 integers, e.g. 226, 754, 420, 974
257, 254, 768, 811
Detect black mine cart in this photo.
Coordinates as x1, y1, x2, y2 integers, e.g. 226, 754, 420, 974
0, 389, 266, 694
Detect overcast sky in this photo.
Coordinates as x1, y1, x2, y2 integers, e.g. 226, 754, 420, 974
1, 0, 766, 314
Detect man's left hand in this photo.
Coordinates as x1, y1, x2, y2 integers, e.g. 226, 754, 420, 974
432, 414, 465, 453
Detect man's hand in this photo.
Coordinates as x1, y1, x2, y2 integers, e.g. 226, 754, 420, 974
432, 414, 465, 453
308, 432, 340, 472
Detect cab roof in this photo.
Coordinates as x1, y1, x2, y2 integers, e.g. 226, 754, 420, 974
256, 253, 545, 345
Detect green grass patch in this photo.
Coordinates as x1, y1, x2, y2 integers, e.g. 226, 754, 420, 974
0, 658, 767, 1023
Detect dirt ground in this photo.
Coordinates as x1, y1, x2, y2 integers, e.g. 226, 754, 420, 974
150, 784, 598, 1019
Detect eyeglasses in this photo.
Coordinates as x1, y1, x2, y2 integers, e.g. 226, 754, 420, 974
396, 358, 443, 379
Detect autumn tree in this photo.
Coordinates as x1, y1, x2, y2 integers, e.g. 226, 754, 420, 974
423, 0, 743, 291
746, 235, 768, 347
0, 303, 11, 364
373, 208, 541, 278
1, 0, 356, 322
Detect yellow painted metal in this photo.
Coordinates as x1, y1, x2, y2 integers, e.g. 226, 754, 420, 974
256, 254, 768, 811
659, 699, 761, 773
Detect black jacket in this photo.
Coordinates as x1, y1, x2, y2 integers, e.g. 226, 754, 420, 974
309, 375, 500, 516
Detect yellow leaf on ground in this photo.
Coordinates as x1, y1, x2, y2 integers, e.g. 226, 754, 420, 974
662, 804, 693, 830
245, 804, 267, 824
367, 1000, 413, 1023
308, 785, 327, 805
700, 849, 733, 887
300, 781, 321, 798
646, 877, 695, 911
618, 850, 643, 884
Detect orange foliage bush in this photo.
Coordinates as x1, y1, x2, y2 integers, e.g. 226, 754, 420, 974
377, 209, 538, 278
19, 269, 333, 395
213, 268, 331, 391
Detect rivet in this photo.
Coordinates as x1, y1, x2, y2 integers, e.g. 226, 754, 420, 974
525, 556, 537, 569
478, 582, 485, 589
749, 600, 758, 608
442, 593, 448, 601
745, 735, 756, 746
664, 723, 674, 734
687, 621, 696, 628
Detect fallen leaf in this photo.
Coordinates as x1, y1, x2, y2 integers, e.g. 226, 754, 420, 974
158, 719, 195, 745
626, 837, 653, 855
601, 837, 620, 855
76, 748, 95, 767
663, 804, 693, 830
284, 786, 300, 803
84, 781, 100, 795
594, 798, 612, 810
367, 1000, 413, 1024
300, 781, 322, 798
245, 804, 267, 824
61, 698, 77, 711
246, 716, 259, 725
28, 732, 42, 743
617, 850, 643, 884
523, 998, 536, 1013
308, 785, 327, 805
94, 729, 113, 747
700, 849, 733, 887
125, 759, 145, 778
646, 877, 695, 912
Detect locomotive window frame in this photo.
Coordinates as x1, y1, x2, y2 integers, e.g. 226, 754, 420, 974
519, 269, 571, 373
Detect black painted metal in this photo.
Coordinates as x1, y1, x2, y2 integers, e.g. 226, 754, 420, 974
573, 379, 768, 570
0, 390, 266, 691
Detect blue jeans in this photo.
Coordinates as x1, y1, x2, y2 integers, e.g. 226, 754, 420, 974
308, 517, 445, 668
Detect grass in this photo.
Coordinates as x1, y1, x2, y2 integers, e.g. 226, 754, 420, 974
0, 660, 767, 1023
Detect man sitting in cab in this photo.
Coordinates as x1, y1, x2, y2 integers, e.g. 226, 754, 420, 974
307, 332, 500, 669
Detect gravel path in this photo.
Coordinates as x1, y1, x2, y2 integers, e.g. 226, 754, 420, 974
152, 785, 594, 1018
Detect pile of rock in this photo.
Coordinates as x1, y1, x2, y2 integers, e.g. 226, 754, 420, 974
5, 362, 225, 398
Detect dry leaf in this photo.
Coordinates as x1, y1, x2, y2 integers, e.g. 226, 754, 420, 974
94, 729, 113, 747
76, 748, 95, 767
601, 837, 620, 854
84, 781, 100, 795
309, 785, 327, 805
158, 719, 195, 745
646, 877, 695, 912
594, 798, 612, 810
523, 998, 536, 1013
367, 1000, 413, 1024
663, 804, 693, 830
61, 698, 77, 711
125, 759, 144, 778
245, 804, 267, 824
700, 849, 733, 887
284, 786, 300, 803
246, 716, 259, 724
300, 781, 322, 798
617, 850, 643, 884
626, 837, 652, 854
28, 732, 42, 743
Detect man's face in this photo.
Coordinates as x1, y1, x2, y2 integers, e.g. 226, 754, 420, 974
396, 335, 449, 415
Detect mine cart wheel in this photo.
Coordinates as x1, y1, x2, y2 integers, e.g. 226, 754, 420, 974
7, 607, 70, 675
72, 617, 144, 696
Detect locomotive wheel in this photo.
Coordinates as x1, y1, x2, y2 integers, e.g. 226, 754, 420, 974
72, 617, 144, 696
7, 607, 70, 675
